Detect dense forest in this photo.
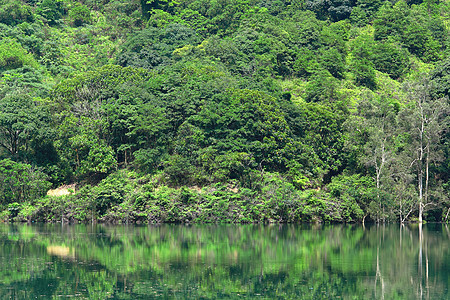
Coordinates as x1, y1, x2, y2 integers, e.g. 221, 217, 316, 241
0, 0, 448, 223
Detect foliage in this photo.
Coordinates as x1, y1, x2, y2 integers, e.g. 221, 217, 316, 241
116, 23, 200, 70
0, 93, 53, 160
69, 3, 92, 27
0, 0, 34, 26
327, 173, 375, 222
0, 159, 51, 206
0, 38, 39, 72
52, 64, 152, 104
37, 0, 66, 25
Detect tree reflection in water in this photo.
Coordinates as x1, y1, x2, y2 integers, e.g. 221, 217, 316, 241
0, 224, 448, 299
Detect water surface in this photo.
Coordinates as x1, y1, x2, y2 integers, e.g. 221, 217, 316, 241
0, 224, 448, 299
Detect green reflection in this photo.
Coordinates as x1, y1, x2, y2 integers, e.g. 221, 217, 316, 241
0, 224, 448, 299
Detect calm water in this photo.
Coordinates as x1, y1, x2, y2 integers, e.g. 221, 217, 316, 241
0, 224, 448, 299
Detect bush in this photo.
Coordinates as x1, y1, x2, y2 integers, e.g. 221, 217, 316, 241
327, 174, 376, 222
0, 38, 39, 71
69, 4, 91, 27
351, 58, 376, 90
37, 0, 66, 25
0, 159, 51, 206
371, 42, 409, 79
0, 0, 34, 26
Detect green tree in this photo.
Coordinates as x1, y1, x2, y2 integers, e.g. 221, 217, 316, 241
304, 70, 339, 102
373, 1, 408, 42
0, 38, 39, 72
0, 159, 50, 205
116, 24, 200, 70
348, 34, 376, 89
69, 3, 91, 27
37, 0, 66, 25
351, 58, 376, 89
371, 42, 409, 79
344, 93, 400, 222
102, 87, 169, 169
300, 102, 347, 183
0, 93, 50, 159
0, 0, 34, 26
55, 110, 117, 182
51, 65, 151, 105
327, 173, 374, 222
429, 56, 450, 100
400, 79, 449, 223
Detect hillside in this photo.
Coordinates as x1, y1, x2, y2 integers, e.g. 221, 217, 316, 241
0, 0, 449, 223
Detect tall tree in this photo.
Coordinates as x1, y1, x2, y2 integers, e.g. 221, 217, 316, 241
344, 92, 399, 222
400, 78, 449, 223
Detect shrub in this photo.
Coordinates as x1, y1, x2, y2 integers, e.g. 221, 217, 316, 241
0, 159, 51, 205
0, 0, 34, 26
37, 0, 66, 25
0, 39, 39, 71
69, 4, 91, 27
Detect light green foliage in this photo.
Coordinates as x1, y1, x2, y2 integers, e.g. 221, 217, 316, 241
0, 38, 39, 71
52, 64, 152, 104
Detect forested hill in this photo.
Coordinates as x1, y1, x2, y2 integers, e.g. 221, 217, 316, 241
0, 0, 449, 223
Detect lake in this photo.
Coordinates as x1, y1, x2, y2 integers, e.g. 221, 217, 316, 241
0, 224, 448, 299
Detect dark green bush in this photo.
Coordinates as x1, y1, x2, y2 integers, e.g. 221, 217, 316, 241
0, 0, 34, 26
37, 0, 66, 25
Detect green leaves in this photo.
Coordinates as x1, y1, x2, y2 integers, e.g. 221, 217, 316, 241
116, 24, 200, 70
0, 159, 51, 206
0, 93, 51, 158
69, 3, 91, 27
186, 89, 292, 170
52, 65, 152, 105
327, 174, 375, 222
37, 0, 66, 25
0, 0, 34, 26
0, 38, 39, 72
56, 113, 117, 181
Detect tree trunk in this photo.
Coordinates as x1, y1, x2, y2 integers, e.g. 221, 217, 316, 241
418, 110, 424, 224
